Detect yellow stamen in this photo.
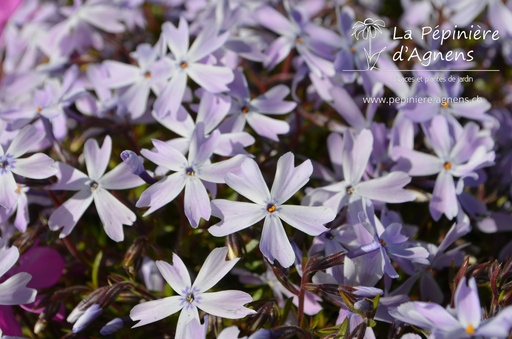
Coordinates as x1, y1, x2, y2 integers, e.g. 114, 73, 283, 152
144, 71, 151, 78
350, 47, 356, 53
16, 184, 22, 195
443, 162, 452, 170
379, 239, 387, 246
466, 324, 475, 335
267, 204, 277, 213
180, 61, 188, 69
296, 36, 303, 44
241, 106, 249, 114
441, 101, 449, 108
36, 107, 42, 113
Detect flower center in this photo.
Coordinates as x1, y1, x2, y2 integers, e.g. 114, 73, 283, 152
89, 181, 99, 190
186, 292, 194, 303
296, 36, 303, 44
346, 185, 355, 195
241, 105, 249, 114
37, 107, 42, 113
441, 101, 449, 108
180, 61, 188, 69
466, 324, 475, 335
443, 161, 452, 170
0, 155, 15, 174
350, 47, 356, 53
379, 239, 387, 247
266, 203, 277, 213
144, 71, 151, 78
185, 167, 195, 176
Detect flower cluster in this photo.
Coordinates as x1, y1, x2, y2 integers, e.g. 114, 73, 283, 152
1, 0, 512, 338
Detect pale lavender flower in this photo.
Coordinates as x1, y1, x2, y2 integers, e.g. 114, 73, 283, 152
153, 17, 233, 117
0, 237, 37, 307
208, 152, 336, 268
130, 247, 255, 338
391, 277, 512, 339
392, 116, 495, 220
219, 70, 296, 141
48, 135, 144, 242
102, 43, 174, 119
136, 124, 245, 228
304, 129, 415, 216
0, 124, 56, 211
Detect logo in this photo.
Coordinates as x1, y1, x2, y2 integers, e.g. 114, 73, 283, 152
351, 18, 386, 70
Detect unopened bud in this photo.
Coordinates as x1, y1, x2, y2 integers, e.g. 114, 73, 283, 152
309, 252, 346, 272
247, 300, 279, 331
73, 304, 102, 333
226, 233, 244, 260
120, 150, 156, 184
67, 287, 107, 323
100, 317, 125, 336
123, 237, 147, 276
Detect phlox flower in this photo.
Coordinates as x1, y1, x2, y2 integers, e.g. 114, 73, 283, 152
136, 123, 245, 228
48, 135, 144, 242
208, 152, 336, 268
153, 17, 234, 117
0, 124, 56, 211
391, 276, 512, 339
130, 247, 255, 338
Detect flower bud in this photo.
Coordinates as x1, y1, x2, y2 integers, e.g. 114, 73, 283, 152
100, 317, 125, 336
73, 304, 102, 333
123, 236, 147, 277
226, 233, 244, 260
120, 150, 156, 184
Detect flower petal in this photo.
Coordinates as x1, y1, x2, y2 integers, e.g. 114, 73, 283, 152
278, 205, 333, 235
184, 177, 211, 228
100, 162, 145, 190
11, 153, 56, 179
156, 256, 191, 295
246, 113, 290, 141
162, 17, 189, 58
93, 188, 136, 242
356, 172, 415, 203
175, 304, 199, 339
6, 124, 43, 158
224, 158, 270, 205
193, 247, 239, 293
270, 152, 312, 204
455, 277, 481, 329
48, 189, 94, 238
153, 70, 188, 118
260, 215, 295, 268
199, 155, 245, 183
186, 63, 234, 93
84, 135, 112, 181
130, 296, 183, 328
0, 245, 19, 278
197, 290, 255, 319
136, 173, 186, 216
48, 162, 89, 191
0, 172, 18, 211
429, 171, 458, 221
142, 139, 187, 171
0, 272, 36, 305
209, 200, 266, 236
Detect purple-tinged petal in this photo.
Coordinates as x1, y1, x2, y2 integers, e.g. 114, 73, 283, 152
420, 273, 444, 304
93, 188, 135, 242
263, 36, 294, 70
390, 302, 459, 330
188, 29, 229, 62
256, 6, 294, 36
48, 163, 89, 191
48, 189, 93, 238
196, 93, 231, 134
155, 257, 191, 295
356, 172, 415, 203
209, 200, 266, 236
11, 153, 56, 179
437, 221, 471, 254
476, 306, 512, 337
197, 290, 255, 318
392, 147, 442, 176
0, 173, 18, 211
216, 132, 255, 156
271, 153, 312, 204
120, 83, 151, 119
130, 296, 183, 328
260, 215, 294, 267
102, 61, 140, 88
13, 190, 28, 233
84, 136, 111, 181
451, 100, 491, 121
184, 177, 211, 228
455, 277, 481, 330
428, 116, 452, 159
14, 247, 64, 289
188, 127, 219, 167
175, 304, 199, 339
296, 44, 335, 77
154, 70, 188, 118
6, 124, 43, 158
81, 5, 125, 33
141, 140, 187, 171
430, 171, 457, 221
186, 63, 233, 93
330, 87, 366, 130
0, 272, 36, 305
327, 133, 344, 179
225, 158, 270, 205
0, 245, 18, 278
193, 247, 239, 293
136, 173, 187, 216
343, 129, 373, 184
162, 17, 189, 58
246, 113, 290, 141
278, 205, 332, 235
199, 155, 245, 184
100, 162, 145, 190
251, 85, 296, 114
451, 146, 495, 177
